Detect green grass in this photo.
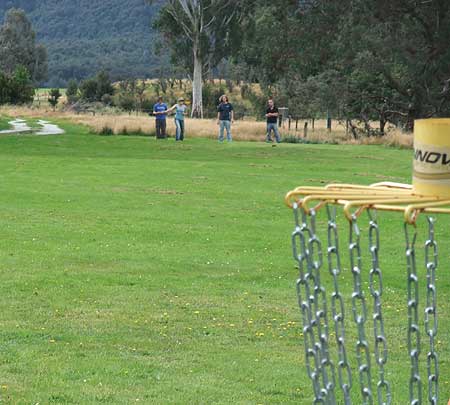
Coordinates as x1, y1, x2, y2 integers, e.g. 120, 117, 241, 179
35, 88, 67, 95
0, 123, 449, 404
0, 116, 11, 131
25, 118, 45, 130
0, 116, 43, 132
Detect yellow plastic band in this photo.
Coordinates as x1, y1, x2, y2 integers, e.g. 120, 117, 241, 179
286, 119, 450, 224
286, 183, 450, 224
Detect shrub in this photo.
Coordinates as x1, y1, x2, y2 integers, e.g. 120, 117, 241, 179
240, 83, 251, 99
281, 134, 338, 145
119, 126, 154, 137
99, 126, 114, 136
48, 88, 62, 111
141, 98, 154, 114
116, 94, 135, 112
0, 66, 34, 105
66, 79, 79, 104
79, 70, 114, 103
203, 83, 226, 118
101, 93, 113, 106
80, 78, 98, 102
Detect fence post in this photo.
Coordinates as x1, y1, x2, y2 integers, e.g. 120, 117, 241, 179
278, 107, 289, 128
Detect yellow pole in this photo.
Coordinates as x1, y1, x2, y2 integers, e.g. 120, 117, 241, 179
413, 118, 450, 198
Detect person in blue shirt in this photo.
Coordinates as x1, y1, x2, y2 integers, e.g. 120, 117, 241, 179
153, 96, 168, 139
217, 95, 234, 142
167, 98, 188, 141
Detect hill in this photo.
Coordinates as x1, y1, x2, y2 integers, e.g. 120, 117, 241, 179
0, 0, 162, 86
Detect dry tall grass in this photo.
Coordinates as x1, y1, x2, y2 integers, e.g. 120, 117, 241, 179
75, 114, 272, 140
0, 105, 413, 148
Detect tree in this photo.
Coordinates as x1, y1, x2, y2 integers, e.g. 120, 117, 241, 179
0, 72, 11, 104
353, 0, 450, 129
236, 0, 450, 133
66, 79, 79, 104
48, 88, 62, 111
79, 71, 115, 103
0, 66, 35, 105
0, 8, 48, 83
151, 0, 241, 117
79, 78, 98, 102
95, 70, 114, 101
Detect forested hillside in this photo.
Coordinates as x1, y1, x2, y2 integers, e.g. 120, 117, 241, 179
0, 0, 161, 86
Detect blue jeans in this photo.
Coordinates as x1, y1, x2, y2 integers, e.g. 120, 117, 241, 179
219, 120, 232, 142
266, 123, 281, 143
175, 119, 184, 140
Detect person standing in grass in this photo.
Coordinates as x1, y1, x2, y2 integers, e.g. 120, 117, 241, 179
167, 98, 188, 141
265, 98, 281, 143
153, 96, 168, 139
217, 95, 234, 142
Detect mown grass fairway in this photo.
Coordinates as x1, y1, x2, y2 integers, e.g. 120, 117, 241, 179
0, 123, 449, 404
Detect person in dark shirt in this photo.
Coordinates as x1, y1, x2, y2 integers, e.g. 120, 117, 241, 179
217, 95, 234, 142
153, 96, 168, 139
265, 98, 281, 143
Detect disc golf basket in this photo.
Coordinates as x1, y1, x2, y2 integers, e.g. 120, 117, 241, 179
285, 119, 450, 405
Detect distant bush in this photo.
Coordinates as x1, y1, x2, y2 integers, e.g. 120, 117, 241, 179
281, 134, 338, 145
239, 85, 267, 120
101, 93, 113, 106
141, 99, 154, 114
48, 88, 62, 111
116, 94, 135, 112
79, 70, 114, 103
66, 79, 79, 104
203, 83, 226, 118
282, 135, 305, 144
240, 83, 251, 99
79, 78, 98, 102
0, 66, 34, 105
99, 126, 114, 136
119, 127, 151, 137
235, 100, 254, 120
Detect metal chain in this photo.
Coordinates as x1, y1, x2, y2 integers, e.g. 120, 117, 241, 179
292, 206, 442, 405
308, 208, 336, 404
349, 215, 373, 404
292, 202, 323, 402
424, 217, 438, 405
326, 205, 352, 404
404, 222, 422, 404
367, 210, 391, 405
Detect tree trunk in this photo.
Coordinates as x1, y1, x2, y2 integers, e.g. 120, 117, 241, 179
348, 119, 359, 139
380, 115, 386, 136
191, 41, 203, 118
